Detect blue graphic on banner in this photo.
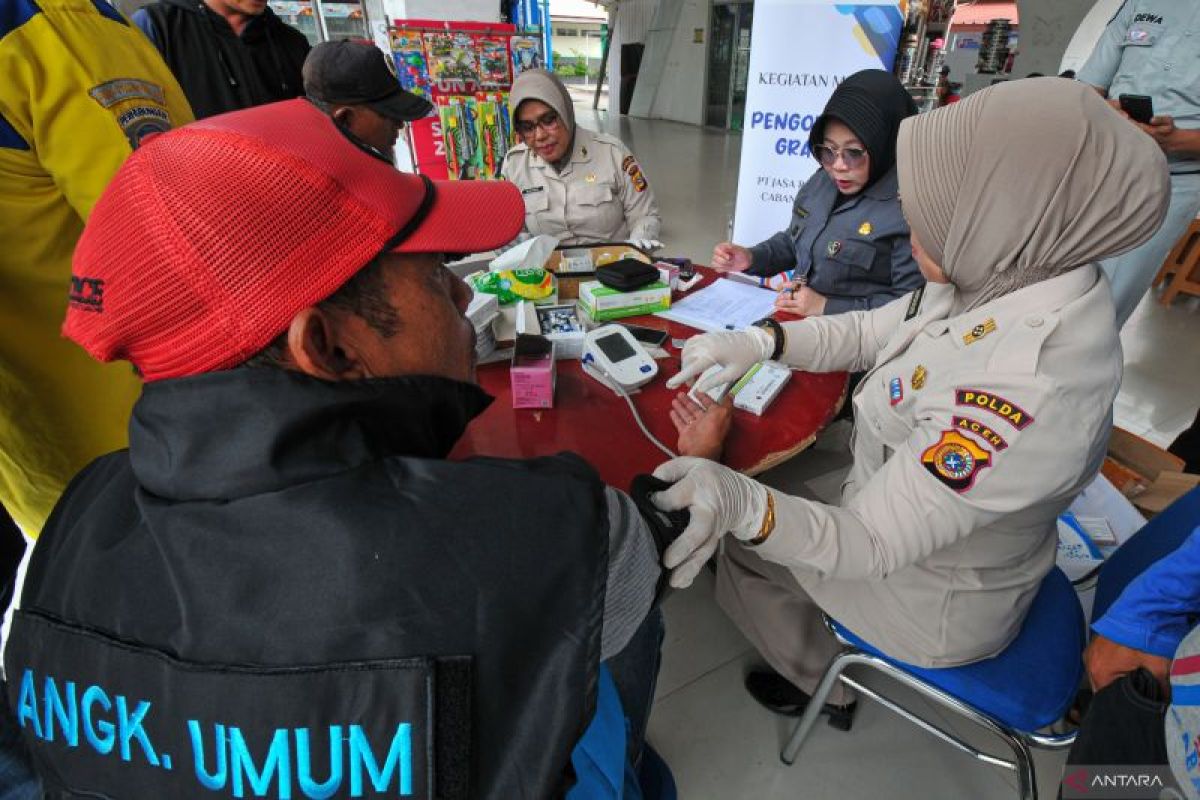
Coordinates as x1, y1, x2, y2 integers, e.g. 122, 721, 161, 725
835, 4, 904, 69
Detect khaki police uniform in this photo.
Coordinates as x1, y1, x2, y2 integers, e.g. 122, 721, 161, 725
501, 127, 661, 246
1078, 0, 1200, 325
716, 265, 1120, 698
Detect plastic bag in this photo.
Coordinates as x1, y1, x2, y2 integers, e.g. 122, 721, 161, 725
468, 268, 554, 305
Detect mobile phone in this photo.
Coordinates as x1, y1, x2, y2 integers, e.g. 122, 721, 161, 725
619, 323, 670, 349
1119, 94, 1154, 124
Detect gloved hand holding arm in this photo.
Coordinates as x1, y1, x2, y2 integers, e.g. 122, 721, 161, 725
650, 458, 769, 588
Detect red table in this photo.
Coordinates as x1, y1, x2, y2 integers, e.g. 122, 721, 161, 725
450, 270, 848, 489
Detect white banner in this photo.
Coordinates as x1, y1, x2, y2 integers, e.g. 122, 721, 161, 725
732, 1, 904, 248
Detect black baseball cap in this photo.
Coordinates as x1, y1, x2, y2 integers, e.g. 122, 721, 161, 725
302, 40, 434, 123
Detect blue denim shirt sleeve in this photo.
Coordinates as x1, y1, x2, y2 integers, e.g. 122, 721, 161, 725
1076, 0, 1133, 91
1092, 523, 1200, 658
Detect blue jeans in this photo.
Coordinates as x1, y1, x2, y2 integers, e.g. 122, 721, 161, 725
0, 689, 37, 799
604, 607, 665, 767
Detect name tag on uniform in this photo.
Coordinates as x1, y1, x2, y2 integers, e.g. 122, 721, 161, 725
904, 286, 925, 321
522, 186, 544, 195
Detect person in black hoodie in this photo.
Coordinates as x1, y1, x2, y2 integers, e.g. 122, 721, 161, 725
133, 0, 310, 119
5, 99, 670, 798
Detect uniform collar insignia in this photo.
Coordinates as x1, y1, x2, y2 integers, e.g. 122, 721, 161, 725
962, 318, 997, 345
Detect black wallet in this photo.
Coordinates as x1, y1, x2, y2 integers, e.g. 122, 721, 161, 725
596, 259, 660, 292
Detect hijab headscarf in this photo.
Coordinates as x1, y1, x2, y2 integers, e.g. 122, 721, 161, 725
897, 77, 1170, 312
508, 69, 576, 169
808, 69, 917, 185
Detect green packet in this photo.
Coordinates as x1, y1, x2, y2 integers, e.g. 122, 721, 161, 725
468, 269, 554, 305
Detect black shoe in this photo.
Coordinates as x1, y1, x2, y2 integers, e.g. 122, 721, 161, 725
744, 669, 857, 731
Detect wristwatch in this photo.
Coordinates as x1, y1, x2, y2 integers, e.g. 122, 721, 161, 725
752, 317, 786, 361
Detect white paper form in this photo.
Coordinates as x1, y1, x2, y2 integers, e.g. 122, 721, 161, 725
655, 278, 779, 333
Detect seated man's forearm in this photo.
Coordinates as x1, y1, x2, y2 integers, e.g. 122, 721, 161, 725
1170, 128, 1200, 159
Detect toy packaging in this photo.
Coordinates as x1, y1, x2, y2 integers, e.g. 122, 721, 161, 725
424, 30, 480, 91
510, 36, 542, 76
477, 36, 511, 88
388, 30, 432, 99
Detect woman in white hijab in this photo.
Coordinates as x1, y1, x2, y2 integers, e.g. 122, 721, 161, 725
650, 79, 1170, 721
500, 69, 662, 250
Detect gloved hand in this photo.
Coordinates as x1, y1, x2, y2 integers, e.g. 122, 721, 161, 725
651, 457, 769, 588
665, 327, 774, 393
628, 238, 664, 253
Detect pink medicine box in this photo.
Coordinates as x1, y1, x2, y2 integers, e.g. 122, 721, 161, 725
511, 334, 556, 408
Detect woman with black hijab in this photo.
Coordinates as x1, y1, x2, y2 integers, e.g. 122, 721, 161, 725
711, 69, 923, 316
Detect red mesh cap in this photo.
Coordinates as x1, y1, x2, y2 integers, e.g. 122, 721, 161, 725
65, 99, 523, 381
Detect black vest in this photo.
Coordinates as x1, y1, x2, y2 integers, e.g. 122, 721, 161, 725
6, 370, 609, 799
141, 0, 309, 120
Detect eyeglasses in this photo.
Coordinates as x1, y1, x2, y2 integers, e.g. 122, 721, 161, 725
514, 109, 560, 136
814, 144, 868, 169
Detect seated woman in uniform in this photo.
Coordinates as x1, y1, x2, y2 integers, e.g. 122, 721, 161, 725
655, 79, 1169, 724
710, 70, 923, 317
501, 69, 662, 251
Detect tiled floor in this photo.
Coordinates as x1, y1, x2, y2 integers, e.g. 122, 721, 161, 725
574, 103, 1200, 798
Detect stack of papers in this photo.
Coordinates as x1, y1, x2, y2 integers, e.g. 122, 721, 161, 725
655, 278, 778, 332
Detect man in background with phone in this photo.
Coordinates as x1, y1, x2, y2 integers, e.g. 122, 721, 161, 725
1078, 0, 1200, 327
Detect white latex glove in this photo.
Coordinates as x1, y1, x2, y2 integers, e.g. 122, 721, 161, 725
628, 238, 664, 253
665, 327, 774, 393
651, 457, 769, 588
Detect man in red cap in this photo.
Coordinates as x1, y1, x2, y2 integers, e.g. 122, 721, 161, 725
3, 99, 665, 798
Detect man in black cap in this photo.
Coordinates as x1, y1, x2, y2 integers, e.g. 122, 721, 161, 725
303, 40, 433, 161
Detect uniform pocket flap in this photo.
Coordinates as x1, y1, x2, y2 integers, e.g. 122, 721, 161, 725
522, 186, 549, 213
573, 184, 615, 206
829, 238, 878, 270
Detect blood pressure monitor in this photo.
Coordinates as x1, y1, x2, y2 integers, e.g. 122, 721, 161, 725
582, 325, 658, 391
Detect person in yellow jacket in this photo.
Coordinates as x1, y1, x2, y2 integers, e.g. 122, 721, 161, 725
0, 0, 193, 539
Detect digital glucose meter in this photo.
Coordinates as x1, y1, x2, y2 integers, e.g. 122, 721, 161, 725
582, 324, 658, 391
